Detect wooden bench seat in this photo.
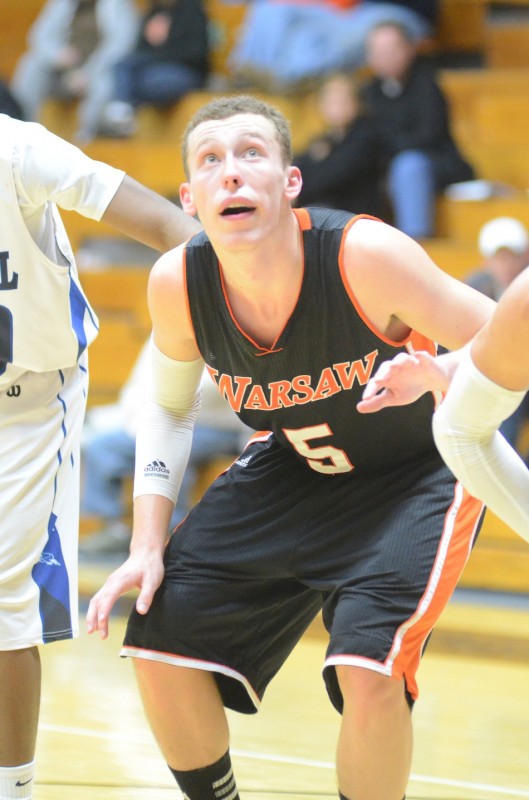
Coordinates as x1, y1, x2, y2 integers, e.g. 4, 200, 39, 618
79, 266, 151, 406
436, 196, 529, 242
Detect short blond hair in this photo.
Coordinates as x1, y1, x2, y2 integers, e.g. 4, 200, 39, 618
181, 95, 293, 177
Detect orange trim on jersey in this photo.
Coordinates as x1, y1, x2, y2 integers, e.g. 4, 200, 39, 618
406, 336, 442, 409
182, 246, 201, 353
406, 331, 437, 358
293, 207, 312, 230
388, 482, 483, 699
338, 214, 430, 350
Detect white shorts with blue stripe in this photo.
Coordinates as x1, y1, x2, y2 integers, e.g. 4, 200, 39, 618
0, 354, 88, 649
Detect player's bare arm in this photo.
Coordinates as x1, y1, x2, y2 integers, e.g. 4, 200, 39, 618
147, 244, 202, 361
102, 175, 202, 253
343, 218, 495, 349
340, 218, 495, 412
87, 247, 204, 638
471, 266, 529, 392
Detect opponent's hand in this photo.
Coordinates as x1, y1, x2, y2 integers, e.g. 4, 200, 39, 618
357, 351, 443, 413
86, 549, 165, 639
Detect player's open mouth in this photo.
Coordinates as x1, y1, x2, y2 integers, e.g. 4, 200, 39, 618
221, 204, 255, 217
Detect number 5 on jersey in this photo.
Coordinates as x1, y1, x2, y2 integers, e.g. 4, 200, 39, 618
283, 424, 353, 474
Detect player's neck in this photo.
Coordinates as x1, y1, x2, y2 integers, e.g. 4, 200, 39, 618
218, 223, 304, 349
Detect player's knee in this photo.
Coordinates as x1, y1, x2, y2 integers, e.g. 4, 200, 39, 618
336, 665, 407, 719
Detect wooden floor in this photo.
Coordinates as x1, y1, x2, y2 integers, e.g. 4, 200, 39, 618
34, 581, 529, 800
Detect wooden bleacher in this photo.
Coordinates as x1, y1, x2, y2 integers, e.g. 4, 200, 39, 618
79, 266, 151, 407
437, 0, 529, 67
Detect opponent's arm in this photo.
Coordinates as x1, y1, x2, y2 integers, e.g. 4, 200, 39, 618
433, 269, 529, 541
357, 347, 464, 413
102, 175, 202, 252
432, 349, 529, 541
17, 122, 201, 252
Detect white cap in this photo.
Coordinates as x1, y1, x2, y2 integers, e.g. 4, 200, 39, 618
478, 216, 529, 257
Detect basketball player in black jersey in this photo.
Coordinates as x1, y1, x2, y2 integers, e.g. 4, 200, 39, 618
87, 95, 494, 800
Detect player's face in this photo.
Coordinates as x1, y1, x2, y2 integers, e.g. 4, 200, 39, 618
180, 113, 301, 248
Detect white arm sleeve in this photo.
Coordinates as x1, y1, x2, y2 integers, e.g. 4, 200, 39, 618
432, 349, 529, 542
133, 340, 204, 503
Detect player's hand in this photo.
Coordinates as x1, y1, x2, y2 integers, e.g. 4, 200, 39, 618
357, 351, 442, 413
86, 549, 165, 639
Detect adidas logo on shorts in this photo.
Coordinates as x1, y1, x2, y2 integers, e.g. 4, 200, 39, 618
144, 460, 170, 479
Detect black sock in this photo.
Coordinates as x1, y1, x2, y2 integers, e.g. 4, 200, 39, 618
168, 750, 239, 800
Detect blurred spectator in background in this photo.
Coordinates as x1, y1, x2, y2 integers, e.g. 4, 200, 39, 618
80, 339, 250, 558
294, 72, 384, 217
464, 216, 529, 452
10, 0, 140, 143
103, 0, 210, 138
361, 20, 474, 240
228, 0, 437, 93
0, 78, 25, 119
466, 216, 529, 301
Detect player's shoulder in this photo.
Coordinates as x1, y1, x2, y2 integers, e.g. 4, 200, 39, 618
343, 216, 429, 285
152, 242, 186, 280
344, 215, 395, 250
0, 114, 28, 156
0, 113, 46, 145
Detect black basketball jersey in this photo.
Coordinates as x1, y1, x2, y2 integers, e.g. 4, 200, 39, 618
185, 207, 439, 475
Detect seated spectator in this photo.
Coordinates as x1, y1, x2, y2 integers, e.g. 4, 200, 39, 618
227, 0, 437, 93
464, 216, 529, 452
466, 216, 529, 301
0, 79, 25, 120
80, 339, 251, 558
10, 0, 140, 143
361, 20, 474, 240
103, 0, 209, 138
294, 72, 384, 218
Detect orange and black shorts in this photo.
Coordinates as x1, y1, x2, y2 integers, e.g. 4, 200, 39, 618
122, 434, 484, 714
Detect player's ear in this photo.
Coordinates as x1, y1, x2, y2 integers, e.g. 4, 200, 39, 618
180, 183, 196, 216
285, 165, 302, 201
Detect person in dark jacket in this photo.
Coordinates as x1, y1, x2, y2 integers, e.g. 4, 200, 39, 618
294, 72, 384, 218
0, 80, 25, 120
103, 0, 209, 136
362, 20, 474, 239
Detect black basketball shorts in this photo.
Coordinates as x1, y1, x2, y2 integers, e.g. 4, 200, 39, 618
122, 434, 484, 714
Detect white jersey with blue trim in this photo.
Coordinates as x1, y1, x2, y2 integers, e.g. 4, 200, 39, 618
0, 113, 125, 389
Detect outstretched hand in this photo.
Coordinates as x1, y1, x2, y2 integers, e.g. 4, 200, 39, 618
86, 549, 165, 639
357, 351, 444, 413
